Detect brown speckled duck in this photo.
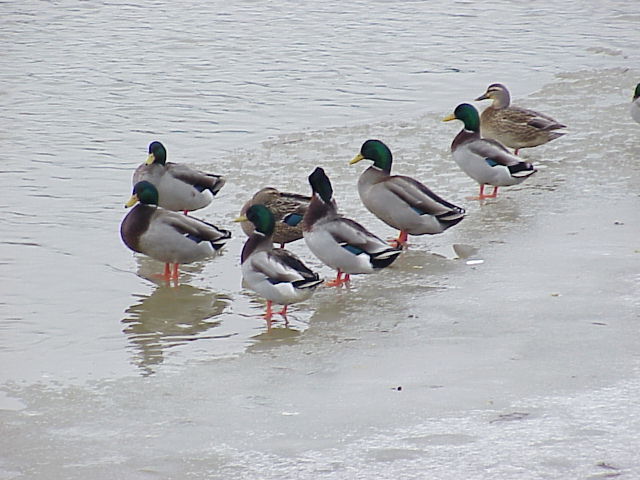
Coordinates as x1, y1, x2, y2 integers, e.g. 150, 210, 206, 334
239, 187, 310, 248
475, 83, 566, 155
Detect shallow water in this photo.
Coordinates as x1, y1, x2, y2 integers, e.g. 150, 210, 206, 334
1, 1, 640, 478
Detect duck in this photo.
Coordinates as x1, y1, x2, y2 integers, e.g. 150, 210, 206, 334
443, 103, 537, 200
475, 83, 566, 154
302, 167, 402, 287
133, 141, 226, 213
631, 83, 640, 124
239, 187, 311, 248
121, 181, 231, 280
349, 139, 465, 248
234, 204, 323, 319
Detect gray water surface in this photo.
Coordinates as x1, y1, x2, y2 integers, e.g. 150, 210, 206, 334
1, 1, 639, 479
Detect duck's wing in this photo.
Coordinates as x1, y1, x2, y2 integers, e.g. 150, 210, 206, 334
324, 217, 388, 253
383, 176, 465, 216
165, 163, 226, 194
250, 249, 318, 284
467, 138, 523, 167
266, 192, 311, 225
161, 210, 231, 242
508, 106, 566, 131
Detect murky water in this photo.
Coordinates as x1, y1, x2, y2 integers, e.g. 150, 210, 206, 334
1, 1, 639, 478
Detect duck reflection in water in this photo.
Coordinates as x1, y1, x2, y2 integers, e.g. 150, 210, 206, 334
122, 284, 230, 375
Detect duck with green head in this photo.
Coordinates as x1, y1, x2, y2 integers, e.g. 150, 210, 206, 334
302, 167, 402, 287
120, 181, 231, 281
234, 204, 322, 319
350, 139, 465, 248
475, 83, 566, 155
443, 103, 537, 200
133, 141, 226, 214
631, 83, 640, 124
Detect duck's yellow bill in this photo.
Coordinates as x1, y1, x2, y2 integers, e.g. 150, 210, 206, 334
125, 194, 138, 208
442, 114, 456, 122
145, 153, 155, 165
349, 153, 364, 165
233, 215, 248, 223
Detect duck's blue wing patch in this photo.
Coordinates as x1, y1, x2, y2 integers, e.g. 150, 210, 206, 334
340, 242, 365, 255
186, 233, 202, 243
485, 158, 499, 167
282, 213, 304, 226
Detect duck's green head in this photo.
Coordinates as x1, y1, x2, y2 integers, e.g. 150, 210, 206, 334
147, 141, 167, 165
634, 83, 640, 101
442, 103, 480, 132
308, 167, 333, 203
234, 204, 275, 236
349, 139, 393, 173
126, 181, 159, 207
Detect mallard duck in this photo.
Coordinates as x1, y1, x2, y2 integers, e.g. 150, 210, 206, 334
631, 83, 640, 124
349, 139, 465, 248
302, 167, 402, 287
234, 204, 323, 319
443, 103, 537, 200
121, 181, 231, 280
239, 187, 311, 248
475, 83, 566, 154
133, 141, 226, 213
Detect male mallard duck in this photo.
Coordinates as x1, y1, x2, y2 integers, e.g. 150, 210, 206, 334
234, 204, 323, 319
631, 83, 640, 124
475, 83, 566, 154
121, 181, 231, 280
349, 139, 465, 248
302, 167, 402, 287
443, 103, 537, 200
239, 187, 311, 248
133, 141, 226, 213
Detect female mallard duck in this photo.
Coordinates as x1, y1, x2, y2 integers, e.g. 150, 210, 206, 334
121, 181, 231, 280
443, 103, 537, 200
234, 204, 323, 319
133, 141, 226, 213
631, 83, 640, 124
475, 83, 566, 154
239, 187, 311, 248
302, 167, 402, 287
349, 139, 465, 248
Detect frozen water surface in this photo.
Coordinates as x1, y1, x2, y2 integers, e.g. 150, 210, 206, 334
1, 0, 639, 478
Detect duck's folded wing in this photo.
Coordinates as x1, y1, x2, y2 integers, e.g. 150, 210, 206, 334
324, 217, 386, 251
511, 106, 566, 130
251, 250, 310, 283
270, 249, 318, 280
267, 192, 311, 222
468, 139, 522, 167
166, 163, 226, 191
163, 211, 230, 241
384, 176, 464, 215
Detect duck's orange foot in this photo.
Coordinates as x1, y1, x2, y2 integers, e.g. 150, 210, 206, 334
326, 271, 350, 287
388, 230, 409, 249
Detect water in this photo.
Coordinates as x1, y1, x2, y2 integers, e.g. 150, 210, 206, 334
1, 1, 639, 478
